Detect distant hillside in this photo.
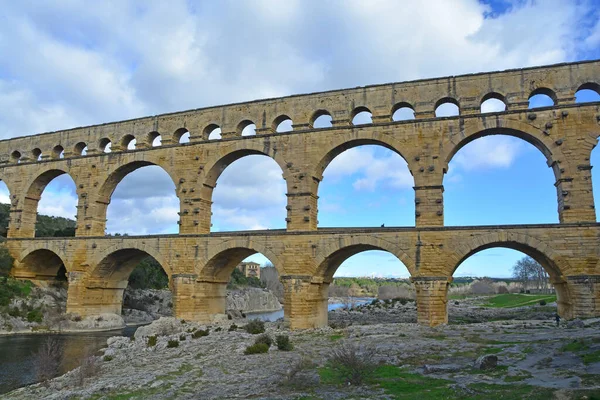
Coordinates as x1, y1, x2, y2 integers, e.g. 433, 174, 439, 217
0, 203, 76, 238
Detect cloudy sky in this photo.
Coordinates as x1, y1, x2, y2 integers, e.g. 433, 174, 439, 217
1, 0, 599, 278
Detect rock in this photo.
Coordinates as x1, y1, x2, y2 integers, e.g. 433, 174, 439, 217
226, 288, 281, 313
567, 319, 585, 329
474, 355, 498, 370
134, 317, 184, 339
423, 364, 462, 374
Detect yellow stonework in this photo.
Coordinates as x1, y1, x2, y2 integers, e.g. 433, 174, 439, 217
2, 60, 600, 329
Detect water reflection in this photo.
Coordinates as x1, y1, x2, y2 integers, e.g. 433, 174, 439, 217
247, 298, 373, 322
0, 326, 136, 395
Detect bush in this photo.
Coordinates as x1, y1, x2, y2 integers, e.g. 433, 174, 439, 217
215, 327, 222, 332
326, 342, 376, 385
147, 335, 157, 347
244, 320, 265, 334
72, 314, 82, 322
192, 328, 209, 338
76, 352, 100, 387
34, 337, 63, 384
244, 343, 269, 355
27, 308, 44, 323
179, 334, 187, 341
276, 335, 294, 351
167, 340, 179, 348
254, 334, 273, 348
539, 300, 547, 306
228, 324, 238, 332
103, 355, 114, 362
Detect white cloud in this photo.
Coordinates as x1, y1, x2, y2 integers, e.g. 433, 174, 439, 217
324, 147, 413, 191
451, 136, 524, 171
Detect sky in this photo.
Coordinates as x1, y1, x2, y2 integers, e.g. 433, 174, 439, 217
0, 0, 599, 279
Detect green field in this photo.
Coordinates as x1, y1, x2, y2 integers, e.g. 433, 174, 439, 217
482, 294, 556, 308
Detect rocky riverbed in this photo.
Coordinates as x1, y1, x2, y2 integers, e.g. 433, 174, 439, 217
5, 299, 600, 399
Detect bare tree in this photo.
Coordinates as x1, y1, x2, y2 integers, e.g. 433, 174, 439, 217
35, 337, 63, 385
512, 257, 550, 293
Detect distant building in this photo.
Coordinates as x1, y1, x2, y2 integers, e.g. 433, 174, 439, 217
237, 261, 260, 279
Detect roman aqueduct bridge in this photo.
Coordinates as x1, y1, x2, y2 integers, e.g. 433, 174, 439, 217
2, 60, 600, 329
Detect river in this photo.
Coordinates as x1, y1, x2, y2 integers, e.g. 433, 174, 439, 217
0, 298, 372, 395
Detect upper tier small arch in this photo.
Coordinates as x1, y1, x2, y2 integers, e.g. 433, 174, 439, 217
311, 110, 333, 128
435, 97, 460, 117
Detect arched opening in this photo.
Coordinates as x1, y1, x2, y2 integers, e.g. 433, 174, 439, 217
435, 97, 460, 117
528, 88, 556, 108
10, 151, 21, 164
591, 136, 600, 220
81, 249, 172, 320
238, 120, 256, 136
319, 246, 414, 326
201, 248, 283, 322
73, 142, 87, 156
0, 181, 11, 237
311, 110, 333, 128
450, 244, 567, 323
575, 83, 600, 103
52, 145, 64, 159
121, 135, 136, 150
444, 130, 557, 225
392, 103, 415, 121
32, 148, 42, 161
23, 170, 78, 238
148, 131, 161, 147
480, 93, 507, 113
18, 249, 68, 289
210, 153, 286, 231
104, 163, 178, 235
351, 107, 373, 125
273, 115, 293, 132
174, 128, 190, 144
99, 138, 112, 153
317, 143, 414, 227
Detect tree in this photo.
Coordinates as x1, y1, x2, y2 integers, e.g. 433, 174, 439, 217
0, 244, 14, 279
128, 257, 169, 289
512, 256, 549, 293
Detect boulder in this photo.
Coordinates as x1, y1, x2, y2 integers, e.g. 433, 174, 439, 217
474, 354, 498, 370
567, 319, 585, 329
134, 317, 183, 340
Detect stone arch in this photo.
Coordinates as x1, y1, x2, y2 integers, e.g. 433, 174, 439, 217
98, 138, 112, 153
237, 120, 256, 136
313, 134, 413, 184
442, 122, 561, 174
78, 247, 172, 316
435, 97, 460, 117
272, 114, 293, 133
480, 92, 507, 112
200, 143, 290, 200
120, 134, 136, 150
174, 127, 190, 143
73, 142, 87, 156
310, 109, 333, 128
446, 231, 573, 317
20, 168, 79, 237
198, 238, 284, 281
10, 150, 21, 163
351, 106, 373, 125
15, 246, 69, 282
528, 87, 557, 107
314, 235, 416, 281
391, 102, 415, 121
91, 244, 172, 280
51, 145, 64, 159
95, 159, 179, 234
146, 131, 161, 147
576, 82, 600, 96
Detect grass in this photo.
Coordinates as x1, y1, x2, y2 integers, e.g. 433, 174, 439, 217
582, 350, 600, 365
329, 334, 344, 341
561, 339, 589, 352
318, 365, 561, 399
482, 294, 557, 308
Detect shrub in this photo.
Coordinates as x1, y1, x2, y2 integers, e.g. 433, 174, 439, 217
180, 319, 186, 324
539, 300, 547, 306
147, 335, 157, 347
228, 324, 238, 332
254, 334, 273, 348
276, 335, 293, 351
192, 328, 209, 338
72, 314, 82, 322
167, 340, 179, 348
244, 343, 269, 355
34, 337, 63, 384
8, 307, 22, 318
76, 352, 100, 387
27, 308, 43, 323
103, 355, 114, 362
215, 327, 222, 332
326, 342, 376, 385
244, 320, 265, 334
179, 334, 187, 341
228, 314, 233, 320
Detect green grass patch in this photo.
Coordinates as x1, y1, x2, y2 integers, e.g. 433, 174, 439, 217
582, 350, 600, 365
561, 339, 589, 352
482, 347, 503, 355
329, 334, 344, 342
482, 294, 556, 308
0, 278, 33, 307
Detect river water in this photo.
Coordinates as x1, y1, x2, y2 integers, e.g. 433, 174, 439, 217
0, 299, 372, 394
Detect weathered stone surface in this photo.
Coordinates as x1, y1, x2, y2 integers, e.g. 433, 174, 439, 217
1, 59, 600, 330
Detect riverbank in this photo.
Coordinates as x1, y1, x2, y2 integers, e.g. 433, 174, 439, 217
5, 296, 600, 399
1, 286, 282, 336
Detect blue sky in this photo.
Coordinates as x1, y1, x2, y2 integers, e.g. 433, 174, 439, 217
0, 0, 599, 279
